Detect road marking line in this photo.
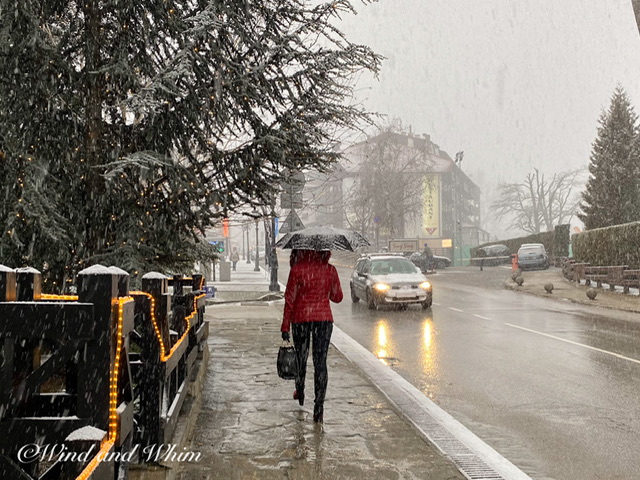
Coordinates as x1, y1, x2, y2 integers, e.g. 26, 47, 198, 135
473, 314, 492, 320
505, 323, 640, 365
432, 302, 441, 306
448, 307, 464, 312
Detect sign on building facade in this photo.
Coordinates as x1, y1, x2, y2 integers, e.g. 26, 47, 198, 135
422, 174, 441, 237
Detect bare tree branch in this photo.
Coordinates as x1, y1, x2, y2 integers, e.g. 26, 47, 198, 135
491, 168, 585, 235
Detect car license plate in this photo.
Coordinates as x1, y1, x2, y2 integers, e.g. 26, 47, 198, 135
397, 292, 417, 298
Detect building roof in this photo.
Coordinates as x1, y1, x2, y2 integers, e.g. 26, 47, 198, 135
340, 131, 456, 174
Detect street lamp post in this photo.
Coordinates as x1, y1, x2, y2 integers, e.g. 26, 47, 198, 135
453, 151, 464, 267
254, 217, 260, 272
242, 224, 246, 260
269, 210, 279, 292
246, 224, 251, 264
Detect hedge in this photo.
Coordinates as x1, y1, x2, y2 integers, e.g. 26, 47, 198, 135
572, 221, 640, 268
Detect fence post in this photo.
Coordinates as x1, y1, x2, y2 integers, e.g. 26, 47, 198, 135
109, 265, 131, 297
142, 273, 171, 350
140, 272, 171, 447
0, 266, 15, 417
77, 265, 118, 432
14, 268, 43, 387
15, 267, 41, 301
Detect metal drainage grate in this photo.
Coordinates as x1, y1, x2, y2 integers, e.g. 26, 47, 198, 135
419, 426, 506, 480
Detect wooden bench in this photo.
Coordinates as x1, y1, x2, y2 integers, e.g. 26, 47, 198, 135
561, 258, 575, 280
584, 265, 610, 288
616, 269, 640, 293
572, 264, 640, 293
570, 262, 590, 283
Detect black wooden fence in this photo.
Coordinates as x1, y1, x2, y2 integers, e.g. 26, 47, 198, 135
0, 264, 208, 480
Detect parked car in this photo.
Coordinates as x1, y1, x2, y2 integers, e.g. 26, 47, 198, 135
407, 251, 451, 271
517, 244, 549, 270
476, 244, 511, 266
432, 255, 451, 269
350, 254, 432, 309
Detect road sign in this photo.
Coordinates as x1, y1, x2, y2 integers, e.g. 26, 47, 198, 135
282, 170, 305, 193
280, 192, 303, 209
279, 210, 305, 234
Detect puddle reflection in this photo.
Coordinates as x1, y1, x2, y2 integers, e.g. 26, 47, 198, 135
369, 309, 439, 386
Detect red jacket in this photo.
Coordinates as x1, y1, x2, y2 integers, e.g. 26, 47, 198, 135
281, 251, 343, 333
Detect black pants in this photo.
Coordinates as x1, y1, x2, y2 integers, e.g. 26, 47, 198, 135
292, 321, 333, 417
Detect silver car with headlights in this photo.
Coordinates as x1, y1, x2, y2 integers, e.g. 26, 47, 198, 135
350, 254, 433, 309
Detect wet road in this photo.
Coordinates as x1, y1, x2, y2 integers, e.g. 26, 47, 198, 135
280, 259, 640, 479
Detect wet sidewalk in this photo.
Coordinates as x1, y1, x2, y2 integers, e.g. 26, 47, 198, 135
206, 258, 284, 303
176, 304, 465, 480
175, 259, 466, 479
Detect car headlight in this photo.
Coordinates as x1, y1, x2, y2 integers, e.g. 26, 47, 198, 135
373, 283, 390, 291
420, 281, 431, 290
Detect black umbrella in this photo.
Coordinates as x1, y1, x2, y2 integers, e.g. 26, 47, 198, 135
274, 226, 370, 251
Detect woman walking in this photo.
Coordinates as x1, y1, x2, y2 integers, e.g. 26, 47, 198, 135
281, 249, 343, 424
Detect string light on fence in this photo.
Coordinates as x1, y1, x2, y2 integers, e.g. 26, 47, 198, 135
165, 293, 205, 360
40, 294, 79, 301
130, 291, 166, 359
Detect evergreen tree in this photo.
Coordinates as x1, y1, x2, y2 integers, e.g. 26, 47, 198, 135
0, 1, 381, 289
579, 87, 640, 230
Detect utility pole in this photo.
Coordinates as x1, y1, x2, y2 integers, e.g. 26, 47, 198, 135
254, 218, 260, 272
454, 151, 464, 266
269, 208, 279, 292
245, 224, 251, 264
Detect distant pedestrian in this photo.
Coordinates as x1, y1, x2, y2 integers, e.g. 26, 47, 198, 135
281, 249, 343, 424
230, 247, 240, 271
421, 244, 434, 273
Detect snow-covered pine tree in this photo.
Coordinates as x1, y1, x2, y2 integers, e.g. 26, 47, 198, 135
0, 1, 381, 289
579, 87, 640, 230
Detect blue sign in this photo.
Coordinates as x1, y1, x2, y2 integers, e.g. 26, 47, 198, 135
205, 286, 216, 298
275, 217, 280, 236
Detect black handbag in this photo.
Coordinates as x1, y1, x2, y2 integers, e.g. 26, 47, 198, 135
277, 341, 298, 380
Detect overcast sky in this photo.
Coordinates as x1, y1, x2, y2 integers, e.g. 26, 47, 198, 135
336, 0, 640, 235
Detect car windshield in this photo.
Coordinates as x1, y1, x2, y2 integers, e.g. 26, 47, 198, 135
371, 258, 417, 275
519, 247, 543, 255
